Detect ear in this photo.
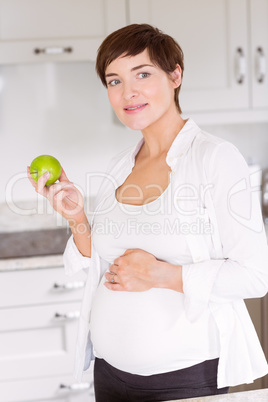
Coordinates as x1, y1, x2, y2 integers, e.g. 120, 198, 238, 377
170, 64, 182, 88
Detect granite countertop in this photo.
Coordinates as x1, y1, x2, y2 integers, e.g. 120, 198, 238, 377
0, 198, 94, 260
171, 388, 268, 401
0, 199, 69, 260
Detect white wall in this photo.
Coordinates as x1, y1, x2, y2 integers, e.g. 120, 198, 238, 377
1, 61, 268, 206
0, 61, 141, 205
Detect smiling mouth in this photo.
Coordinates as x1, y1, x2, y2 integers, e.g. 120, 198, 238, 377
124, 103, 148, 111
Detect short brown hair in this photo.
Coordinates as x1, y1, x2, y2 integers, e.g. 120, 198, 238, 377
96, 24, 184, 114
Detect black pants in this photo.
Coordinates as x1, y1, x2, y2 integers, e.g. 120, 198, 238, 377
93, 357, 229, 402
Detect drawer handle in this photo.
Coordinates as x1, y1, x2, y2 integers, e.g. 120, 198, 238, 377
53, 281, 85, 291
34, 46, 73, 55
59, 382, 91, 391
54, 311, 80, 321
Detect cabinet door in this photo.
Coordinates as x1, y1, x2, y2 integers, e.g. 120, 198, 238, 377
0, 267, 86, 308
0, 302, 81, 381
128, 0, 249, 113
249, 0, 268, 109
0, 372, 94, 402
0, 0, 126, 63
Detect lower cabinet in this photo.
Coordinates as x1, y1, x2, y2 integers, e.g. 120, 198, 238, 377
0, 372, 94, 402
0, 262, 94, 402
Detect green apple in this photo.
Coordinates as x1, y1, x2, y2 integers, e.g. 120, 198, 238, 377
30, 155, 62, 186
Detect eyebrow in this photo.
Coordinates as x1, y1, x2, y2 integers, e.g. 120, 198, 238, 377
105, 64, 155, 78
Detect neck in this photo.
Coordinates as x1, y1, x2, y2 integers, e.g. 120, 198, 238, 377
140, 109, 186, 159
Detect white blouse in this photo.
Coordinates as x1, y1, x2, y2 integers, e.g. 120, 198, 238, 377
63, 119, 268, 388
89, 186, 220, 374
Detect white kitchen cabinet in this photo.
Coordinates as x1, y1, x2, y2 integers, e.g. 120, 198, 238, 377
0, 264, 93, 402
128, 0, 268, 119
0, 375, 93, 402
0, 0, 126, 64
249, 0, 268, 109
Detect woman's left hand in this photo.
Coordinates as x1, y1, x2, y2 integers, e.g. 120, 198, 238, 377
104, 249, 183, 292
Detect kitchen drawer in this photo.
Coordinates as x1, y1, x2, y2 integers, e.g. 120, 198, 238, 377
0, 38, 101, 64
0, 371, 94, 402
0, 302, 81, 381
0, 267, 86, 308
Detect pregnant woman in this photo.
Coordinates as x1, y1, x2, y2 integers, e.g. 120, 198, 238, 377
28, 24, 268, 401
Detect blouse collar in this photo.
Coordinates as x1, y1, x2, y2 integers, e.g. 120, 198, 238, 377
128, 118, 200, 171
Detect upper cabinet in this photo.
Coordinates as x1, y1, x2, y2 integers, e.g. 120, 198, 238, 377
0, 0, 267, 122
250, 0, 268, 109
128, 0, 268, 120
0, 0, 126, 64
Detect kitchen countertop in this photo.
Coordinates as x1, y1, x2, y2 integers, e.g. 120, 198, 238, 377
0, 198, 93, 259
0, 254, 64, 272
170, 388, 268, 401
0, 199, 70, 259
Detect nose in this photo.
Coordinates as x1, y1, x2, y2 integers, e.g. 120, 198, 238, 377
122, 81, 138, 100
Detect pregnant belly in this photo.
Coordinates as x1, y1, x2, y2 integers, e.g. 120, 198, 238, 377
89, 275, 191, 374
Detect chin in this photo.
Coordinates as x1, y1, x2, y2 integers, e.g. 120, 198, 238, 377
120, 117, 151, 131
126, 123, 147, 131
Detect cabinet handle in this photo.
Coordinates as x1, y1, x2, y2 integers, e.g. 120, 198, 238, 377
54, 311, 80, 321
59, 382, 91, 391
53, 281, 85, 291
256, 47, 266, 83
235, 47, 246, 84
34, 46, 73, 55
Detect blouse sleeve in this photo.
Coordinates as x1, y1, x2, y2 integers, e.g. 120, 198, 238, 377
63, 235, 91, 277
182, 141, 268, 319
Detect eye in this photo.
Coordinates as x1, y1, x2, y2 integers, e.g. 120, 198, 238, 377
138, 72, 150, 79
108, 79, 121, 86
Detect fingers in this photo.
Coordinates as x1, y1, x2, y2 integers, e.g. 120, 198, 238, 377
53, 187, 84, 217
104, 282, 122, 291
121, 249, 134, 256
105, 271, 119, 284
37, 171, 51, 194
47, 181, 75, 198
59, 168, 70, 182
48, 182, 83, 206
27, 165, 71, 190
113, 249, 134, 265
27, 166, 48, 197
109, 263, 119, 274
104, 271, 123, 291
27, 166, 37, 187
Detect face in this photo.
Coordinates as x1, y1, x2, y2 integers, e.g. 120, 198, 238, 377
105, 49, 181, 131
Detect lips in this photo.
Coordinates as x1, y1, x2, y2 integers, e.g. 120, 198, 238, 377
124, 103, 147, 110
123, 103, 148, 114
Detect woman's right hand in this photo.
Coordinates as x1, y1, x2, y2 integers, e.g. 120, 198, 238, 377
27, 166, 86, 225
